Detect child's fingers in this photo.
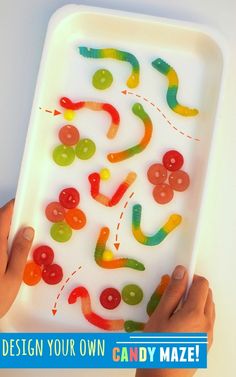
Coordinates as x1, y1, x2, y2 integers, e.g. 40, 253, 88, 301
156, 265, 188, 318
183, 275, 209, 314
6, 227, 34, 280
0, 200, 14, 274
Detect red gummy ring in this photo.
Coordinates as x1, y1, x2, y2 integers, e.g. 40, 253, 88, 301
100, 288, 121, 310
147, 163, 167, 185
45, 202, 65, 222
65, 208, 86, 230
153, 183, 174, 204
42, 264, 63, 285
162, 150, 184, 171
33, 245, 54, 266
59, 187, 80, 209
169, 170, 190, 192
59, 125, 80, 146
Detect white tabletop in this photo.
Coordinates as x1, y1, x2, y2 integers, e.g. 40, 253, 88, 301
0, 0, 236, 376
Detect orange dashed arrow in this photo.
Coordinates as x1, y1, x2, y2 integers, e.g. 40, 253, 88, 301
51, 266, 81, 316
114, 192, 135, 249
39, 107, 62, 116
121, 89, 200, 142
114, 243, 120, 251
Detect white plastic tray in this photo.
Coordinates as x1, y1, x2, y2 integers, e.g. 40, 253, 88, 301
4, 4, 225, 332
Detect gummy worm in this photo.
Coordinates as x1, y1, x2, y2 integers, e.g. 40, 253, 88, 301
146, 274, 170, 316
124, 321, 145, 332
107, 103, 153, 163
68, 286, 124, 331
152, 58, 199, 117
60, 97, 120, 139
132, 204, 182, 246
78, 47, 140, 88
95, 227, 145, 271
88, 172, 137, 207
124, 275, 170, 332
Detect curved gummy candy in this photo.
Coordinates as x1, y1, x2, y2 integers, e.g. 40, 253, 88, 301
124, 320, 145, 333
146, 274, 170, 316
95, 227, 145, 271
124, 275, 170, 333
152, 58, 199, 117
60, 97, 120, 139
132, 204, 182, 246
78, 47, 140, 88
68, 286, 124, 331
107, 103, 153, 163
88, 172, 137, 207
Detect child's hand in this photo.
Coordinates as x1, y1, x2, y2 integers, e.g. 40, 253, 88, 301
0, 200, 34, 318
136, 265, 215, 377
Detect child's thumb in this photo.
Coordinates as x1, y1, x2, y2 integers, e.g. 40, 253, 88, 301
6, 227, 35, 280
157, 265, 188, 317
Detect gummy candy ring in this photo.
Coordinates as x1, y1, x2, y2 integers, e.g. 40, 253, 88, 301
100, 288, 121, 310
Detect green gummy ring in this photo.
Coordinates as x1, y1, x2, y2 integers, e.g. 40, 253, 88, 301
50, 222, 72, 243
53, 144, 75, 166
75, 138, 96, 160
92, 69, 113, 90
121, 284, 144, 305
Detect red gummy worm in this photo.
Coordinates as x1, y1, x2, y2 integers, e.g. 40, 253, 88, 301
68, 286, 124, 331
88, 172, 136, 207
60, 97, 120, 139
60, 97, 85, 110
102, 103, 120, 125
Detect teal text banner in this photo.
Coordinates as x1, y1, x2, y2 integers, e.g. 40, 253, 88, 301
0, 333, 207, 369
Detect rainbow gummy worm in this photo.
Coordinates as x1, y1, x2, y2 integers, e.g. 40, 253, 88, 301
78, 47, 140, 88
107, 103, 153, 163
124, 320, 145, 333
88, 171, 137, 207
68, 286, 124, 331
151, 58, 199, 117
146, 274, 170, 316
132, 204, 182, 246
60, 97, 120, 139
124, 275, 170, 332
95, 227, 145, 271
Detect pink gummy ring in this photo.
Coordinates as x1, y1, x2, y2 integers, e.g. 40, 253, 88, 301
59, 125, 80, 146
45, 202, 65, 222
162, 150, 184, 171
59, 187, 80, 209
33, 245, 54, 266
153, 183, 174, 204
147, 163, 167, 185
169, 170, 190, 192
100, 288, 121, 310
42, 264, 63, 285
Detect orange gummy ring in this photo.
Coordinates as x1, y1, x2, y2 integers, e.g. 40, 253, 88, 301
23, 261, 42, 286
65, 208, 86, 230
